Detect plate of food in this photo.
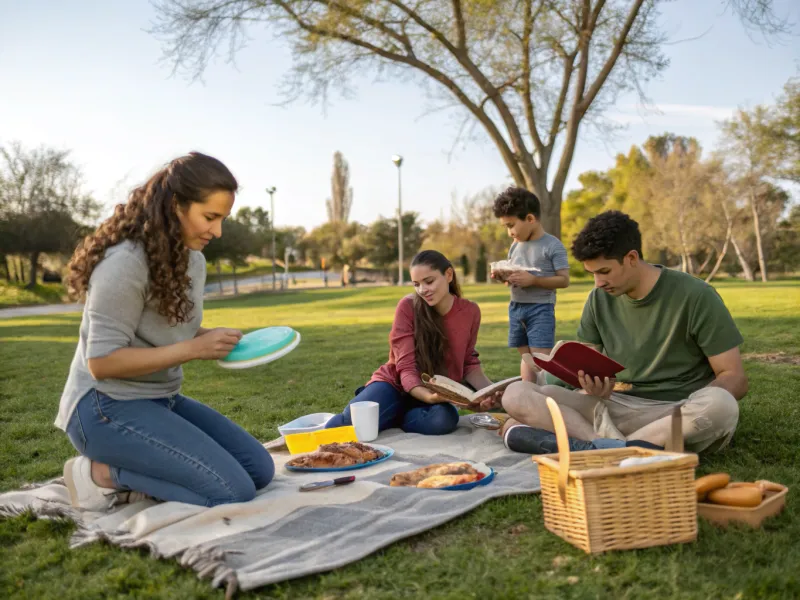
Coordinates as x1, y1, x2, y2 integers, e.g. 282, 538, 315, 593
389, 461, 494, 491
285, 442, 394, 472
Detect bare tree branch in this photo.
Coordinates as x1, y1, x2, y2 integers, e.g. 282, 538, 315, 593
451, 0, 466, 50
150, 0, 788, 238
579, 0, 643, 114
521, 0, 545, 155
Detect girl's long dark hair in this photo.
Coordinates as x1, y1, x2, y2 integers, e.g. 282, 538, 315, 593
411, 250, 461, 377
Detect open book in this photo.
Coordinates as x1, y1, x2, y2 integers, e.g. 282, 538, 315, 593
524, 340, 624, 389
420, 374, 522, 408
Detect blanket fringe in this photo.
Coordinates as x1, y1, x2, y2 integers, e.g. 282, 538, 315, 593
2, 494, 240, 597
180, 544, 241, 596
70, 522, 240, 594
0, 498, 81, 523
20, 476, 65, 490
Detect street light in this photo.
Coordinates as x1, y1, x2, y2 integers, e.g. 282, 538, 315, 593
266, 186, 277, 291
391, 154, 403, 286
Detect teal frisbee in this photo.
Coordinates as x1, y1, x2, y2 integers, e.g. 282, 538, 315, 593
217, 326, 301, 369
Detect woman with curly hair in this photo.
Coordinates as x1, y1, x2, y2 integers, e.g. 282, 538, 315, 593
57, 152, 274, 509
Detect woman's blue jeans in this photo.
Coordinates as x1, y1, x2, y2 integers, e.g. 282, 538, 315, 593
325, 381, 459, 435
65, 389, 274, 507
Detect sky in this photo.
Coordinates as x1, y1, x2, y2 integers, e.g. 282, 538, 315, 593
0, 0, 798, 229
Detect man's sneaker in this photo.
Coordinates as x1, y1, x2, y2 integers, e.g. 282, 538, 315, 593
63, 456, 118, 510
504, 425, 597, 454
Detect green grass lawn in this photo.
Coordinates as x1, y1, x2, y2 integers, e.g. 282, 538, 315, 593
0, 281, 65, 309
1, 281, 799, 599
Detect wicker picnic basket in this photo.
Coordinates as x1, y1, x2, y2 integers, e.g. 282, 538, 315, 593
533, 397, 699, 553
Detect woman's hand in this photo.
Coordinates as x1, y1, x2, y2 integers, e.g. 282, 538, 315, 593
409, 386, 442, 404
577, 370, 614, 399
190, 328, 242, 360
422, 390, 442, 404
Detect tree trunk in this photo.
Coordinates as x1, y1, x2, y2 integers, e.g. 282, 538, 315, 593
1, 254, 10, 282
216, 260, 223, 295
676, 209, 694, 274
731, 237, 755, 281
8, 256, 18, 282
706, 232, 731, 283
536, 187, 562, 240
232, 262, 239, 296
17, 256, 25, 284
696, 249, 714, 275
749, 190, 768, 282
26, 251, 40, 289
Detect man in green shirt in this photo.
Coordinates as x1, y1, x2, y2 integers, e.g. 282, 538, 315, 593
501, 211, 747, 453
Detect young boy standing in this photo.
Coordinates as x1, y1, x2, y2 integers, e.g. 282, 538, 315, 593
492, 187, 570, 382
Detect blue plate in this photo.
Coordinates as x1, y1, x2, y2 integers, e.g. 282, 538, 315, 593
218, 326, 300, 369
285, 444, 395, 473
436, 463, 495, 491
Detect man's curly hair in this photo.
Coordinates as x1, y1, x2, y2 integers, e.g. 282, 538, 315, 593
492, 187, 541, 220
571, 211, 643, 263
66, 152, 237, 325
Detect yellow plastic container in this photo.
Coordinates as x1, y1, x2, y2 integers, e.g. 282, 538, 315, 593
284, 426, 358, 455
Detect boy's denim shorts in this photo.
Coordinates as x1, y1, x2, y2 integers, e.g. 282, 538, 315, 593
508, 301, 556, 349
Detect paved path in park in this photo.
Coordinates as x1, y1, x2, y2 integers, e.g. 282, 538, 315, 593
0, 303, 83, 319
0, 281, 390, 320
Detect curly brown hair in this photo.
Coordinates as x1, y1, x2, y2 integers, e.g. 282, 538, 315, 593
66, 152, 237, 325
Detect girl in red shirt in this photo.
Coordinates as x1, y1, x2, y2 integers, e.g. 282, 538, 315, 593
326, 250, 501, 435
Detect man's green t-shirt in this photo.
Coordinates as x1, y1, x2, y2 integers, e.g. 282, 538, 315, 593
576, 267, 743, 402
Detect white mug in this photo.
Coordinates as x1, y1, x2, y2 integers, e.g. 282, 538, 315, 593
349, 401, 379, 442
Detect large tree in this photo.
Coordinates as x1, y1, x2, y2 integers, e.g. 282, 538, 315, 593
0, 142, 99, 287
152, 0, 786, 238
364, 212, 424, 271
719, 106, 782, 282
771, 76, 799, 184
303, 220, 365, 267
203, 217, 257, 294
326, 151, 353, 224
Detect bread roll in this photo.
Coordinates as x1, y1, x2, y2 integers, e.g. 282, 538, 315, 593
706, 486, 763, 508
695, 473, 730, 501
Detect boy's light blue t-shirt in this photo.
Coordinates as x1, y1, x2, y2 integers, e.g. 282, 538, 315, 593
507, 233, 569, 304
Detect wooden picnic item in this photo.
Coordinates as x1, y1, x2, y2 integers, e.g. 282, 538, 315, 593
697, 478, 788, 528
533, 397, 698, 553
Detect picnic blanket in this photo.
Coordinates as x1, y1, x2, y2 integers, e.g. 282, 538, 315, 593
0, 417, 541, 595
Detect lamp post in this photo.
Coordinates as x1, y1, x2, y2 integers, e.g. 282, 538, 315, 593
283, 246, 291, 290
391, 155, 403, 286
266, 186, 277, 290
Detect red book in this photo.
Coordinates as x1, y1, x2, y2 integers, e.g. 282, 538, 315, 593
527, 341, 624, 389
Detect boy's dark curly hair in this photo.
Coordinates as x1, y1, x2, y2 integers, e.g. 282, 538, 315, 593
571, 211, 643, 263
493, 187, 541, 220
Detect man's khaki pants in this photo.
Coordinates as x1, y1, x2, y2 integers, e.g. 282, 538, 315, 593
535, 380, 739, 453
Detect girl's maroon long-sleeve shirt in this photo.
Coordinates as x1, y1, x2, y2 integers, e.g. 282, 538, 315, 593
368, 294, 482, 393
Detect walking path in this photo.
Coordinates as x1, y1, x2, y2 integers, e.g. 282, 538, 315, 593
0, 281, 390, 319
0, 303, 83, 319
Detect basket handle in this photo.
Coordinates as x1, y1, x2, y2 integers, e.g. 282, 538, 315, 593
544, 397, 570, 503
667, 405, 684, 453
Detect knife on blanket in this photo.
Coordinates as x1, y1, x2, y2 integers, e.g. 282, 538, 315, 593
300, 475, 356, 492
